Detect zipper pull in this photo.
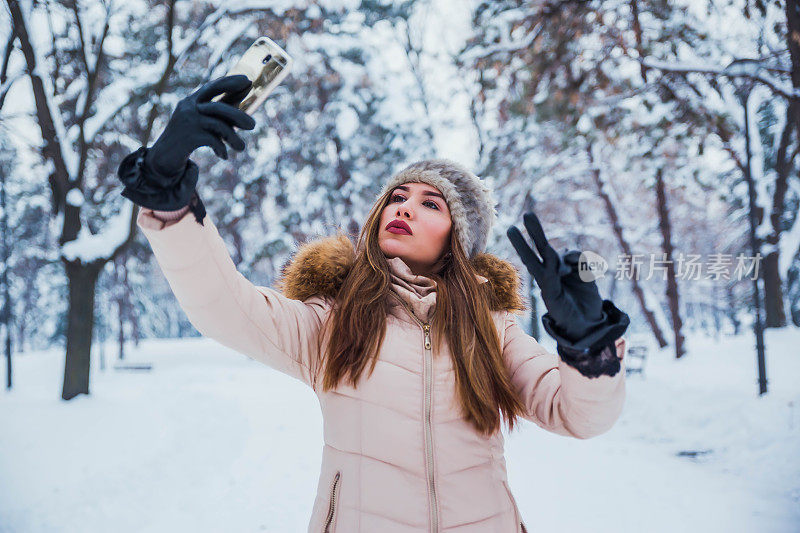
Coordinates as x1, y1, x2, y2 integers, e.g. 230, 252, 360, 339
423, 323, 431, 350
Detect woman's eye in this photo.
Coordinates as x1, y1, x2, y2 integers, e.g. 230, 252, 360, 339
390, 194, 439, 210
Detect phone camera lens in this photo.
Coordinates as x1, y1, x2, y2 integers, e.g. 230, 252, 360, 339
262, 54, 272, 64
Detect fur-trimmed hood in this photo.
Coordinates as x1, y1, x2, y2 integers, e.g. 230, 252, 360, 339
274, 233, 528, 313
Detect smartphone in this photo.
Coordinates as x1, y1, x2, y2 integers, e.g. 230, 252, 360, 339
211, 36, 293, 115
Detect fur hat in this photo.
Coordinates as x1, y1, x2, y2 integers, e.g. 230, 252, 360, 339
378, 159, 498, 259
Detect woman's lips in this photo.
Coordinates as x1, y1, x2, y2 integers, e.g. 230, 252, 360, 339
387, 226, 411, 235
386, 220, 412, 234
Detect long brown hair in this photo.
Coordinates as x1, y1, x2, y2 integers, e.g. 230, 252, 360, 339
317, 187, 529, 436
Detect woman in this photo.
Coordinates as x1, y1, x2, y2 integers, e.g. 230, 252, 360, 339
117, 75, 630, 533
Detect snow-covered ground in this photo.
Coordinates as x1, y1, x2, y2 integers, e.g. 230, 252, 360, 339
1, 327, 798, 533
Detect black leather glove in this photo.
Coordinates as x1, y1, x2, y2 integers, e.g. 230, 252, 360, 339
117, 75, 256, 224
507, 211, 630, 378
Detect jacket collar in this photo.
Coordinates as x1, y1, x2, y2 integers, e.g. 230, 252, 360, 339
275, 233, 527, 313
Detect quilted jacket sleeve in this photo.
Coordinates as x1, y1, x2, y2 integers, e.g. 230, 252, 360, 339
136, 207, 328, 389
501, 311, 626, 439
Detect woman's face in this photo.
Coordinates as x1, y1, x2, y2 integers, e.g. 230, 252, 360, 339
378, 182, 452, 276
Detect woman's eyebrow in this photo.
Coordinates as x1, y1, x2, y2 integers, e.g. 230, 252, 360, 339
395, 184, 446, 201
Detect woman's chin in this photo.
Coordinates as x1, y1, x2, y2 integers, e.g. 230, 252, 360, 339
379, 238, 411, 257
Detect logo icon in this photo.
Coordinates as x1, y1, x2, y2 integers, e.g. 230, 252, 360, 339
577, 251, 608, 282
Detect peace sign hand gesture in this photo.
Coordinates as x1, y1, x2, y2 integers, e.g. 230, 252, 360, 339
507, 211, 607, 339
507, 212, 629, 376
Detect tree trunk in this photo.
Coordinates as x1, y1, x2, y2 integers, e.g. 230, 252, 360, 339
131, 304, 141, 349
117, 295, 125, 360
763, 251, 787, 327
763, 102, 795, 328
712, 283, 722, 339
61, 260, 102, 400
654, 167, 686, 359
1, 135, 11, 389
587, 144, 668, 348
726, 283, 741, 334
784, 0, 800, 133
114, 257, 125, 360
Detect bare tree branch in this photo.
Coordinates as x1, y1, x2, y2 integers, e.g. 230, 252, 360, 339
69, 0, 90, 74
6, 0, 72, 227
75, 2, 110, 189
44, 0, 63, 87
86, 5, 273, 140
0, 31, 17, 111
112, 0, 181, 262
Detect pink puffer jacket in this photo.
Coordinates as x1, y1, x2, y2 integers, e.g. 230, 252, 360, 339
137, 208, 626, 533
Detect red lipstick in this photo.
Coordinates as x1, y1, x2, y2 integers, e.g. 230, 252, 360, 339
386, 219, 412, 235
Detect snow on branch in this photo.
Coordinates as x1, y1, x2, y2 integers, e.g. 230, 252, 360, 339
86, 4, 273, 139
12, 1, 79, 180
84, 61, 168, 139
61, 201, 135, 264
641, 58, 798, 101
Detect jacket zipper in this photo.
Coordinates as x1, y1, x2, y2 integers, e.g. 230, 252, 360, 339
393, 296, 439, 532
323, 470, 341, 533
422, 321, 438, 533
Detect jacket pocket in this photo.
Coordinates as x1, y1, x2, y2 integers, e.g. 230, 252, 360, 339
502, 480, 528, 533
323, 470, 342, 533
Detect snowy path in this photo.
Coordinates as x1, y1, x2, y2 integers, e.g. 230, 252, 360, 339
1, 329, 798, 532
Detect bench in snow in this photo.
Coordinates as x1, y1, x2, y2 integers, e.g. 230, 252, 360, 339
624, 343, 648, 377
113, 364, 152, 372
